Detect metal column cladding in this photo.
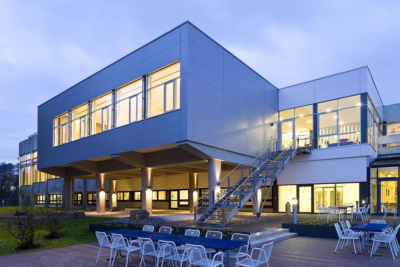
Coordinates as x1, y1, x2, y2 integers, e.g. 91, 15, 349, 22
361, 93, 368, 144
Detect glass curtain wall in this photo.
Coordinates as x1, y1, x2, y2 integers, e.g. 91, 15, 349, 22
147, 62, 180, 118
371, 167, 398, 214
19, 153, 31, 186
91, 93, 112, 135
318, 95, 361, 148
313, 183, 359, 212
367, 97, 382, 151
115, 79, 143, 127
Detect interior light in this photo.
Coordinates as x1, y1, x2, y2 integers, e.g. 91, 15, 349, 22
333, 115, 337, 118
340, 122, 344, 125
288, 124, 292, 126
307, 120, 311, 123
284, 137, 287, 140
347, 184, 350, 187
299, 114, 304, 117
326, 109, 331, 112
357, 103, 361, 106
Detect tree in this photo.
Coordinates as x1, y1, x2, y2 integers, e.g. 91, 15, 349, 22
0, 162, 18, 201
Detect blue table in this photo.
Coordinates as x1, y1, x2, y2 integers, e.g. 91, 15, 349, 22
106, 229, 247, 266
350, 223, 389, 255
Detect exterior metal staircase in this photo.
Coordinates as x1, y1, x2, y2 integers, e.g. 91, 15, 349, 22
194, 137, 312, 228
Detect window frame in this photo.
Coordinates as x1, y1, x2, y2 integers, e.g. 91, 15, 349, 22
49, 194, 62, 204
115, 79, 143, 127
35, 194, 45, 204
70, 104, 89, 141
87, 192, 97, 205
73, 193, 82, 205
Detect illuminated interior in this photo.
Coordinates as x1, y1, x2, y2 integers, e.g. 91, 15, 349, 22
380, 181, 397, 212
278, 185, 296, 212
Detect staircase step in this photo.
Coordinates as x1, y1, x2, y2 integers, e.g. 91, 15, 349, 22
250, 232, 298, 248
249, 228, 290, 240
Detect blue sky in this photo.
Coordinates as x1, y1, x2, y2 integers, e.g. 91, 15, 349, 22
1, 0, 400, 163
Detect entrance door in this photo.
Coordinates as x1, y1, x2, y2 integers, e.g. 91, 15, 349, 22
281, 120, 294, 150
299, 186, 312, 212
170, 190, 178, 209
379, 180, 398, 213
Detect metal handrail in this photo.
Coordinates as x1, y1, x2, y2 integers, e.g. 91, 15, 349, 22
219, 136, 313, 207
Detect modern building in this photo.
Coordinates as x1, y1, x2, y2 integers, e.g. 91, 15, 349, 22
18, 21, 400, 219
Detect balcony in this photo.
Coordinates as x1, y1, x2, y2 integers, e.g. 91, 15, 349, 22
378, 134, 400, 155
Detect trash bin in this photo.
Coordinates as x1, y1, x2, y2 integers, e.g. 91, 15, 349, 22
285, 202, 291, 215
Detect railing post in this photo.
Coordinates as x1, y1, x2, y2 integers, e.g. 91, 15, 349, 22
228, 177, 230, 191
241, 165, 243, 178
194, 206, 197, 220
239, 189, 242, 206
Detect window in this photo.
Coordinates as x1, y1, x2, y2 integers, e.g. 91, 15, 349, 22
71, 104, 88, 141
280, 105, 313, 149
117, 192, 130, 201
153, 191, 158, 200
318, 95, 360, 148
91, 93, 113, 135
295, 105, 312, 117
367, 96, 381, 151
49, 194, 62, 204
378, 167, 399, 178
35, 194, 45, 204
313, 183, 359, 212
179, 190, 189, 206
19, 153, 31, 186
280, 109, 294, 121
387, 123, 400, 136
87, 192, 96, 205
116, 79, 143, 127
73, 193, 82, 205
134, 192, 141, 201
158, 191, 166, 200
54, 113, 69, 146
278, 185, 297, 212
147, 62, 180, 117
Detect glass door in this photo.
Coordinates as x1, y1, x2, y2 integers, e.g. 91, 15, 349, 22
170, 190, 178, 209
314, 184, 335, 212
281, 120, 294, 150
299, 186, 312, 212
379, 180, 398, 213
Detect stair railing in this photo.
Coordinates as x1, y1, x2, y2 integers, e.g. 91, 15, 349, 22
194, 139, 277, 223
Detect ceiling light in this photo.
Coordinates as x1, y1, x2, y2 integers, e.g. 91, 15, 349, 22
288, 124, 292, 126
307, 120, 311, 123
333, 115, 337, 118
299, 114, 304, 117
357, 103, 361, 106
340, 122, 344, 125
326, 109, 331, 112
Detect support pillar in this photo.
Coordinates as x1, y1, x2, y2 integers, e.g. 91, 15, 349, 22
141, 168, 153, 215
63, 177, 71, 211
70, 178, 75, 211
109, 180, 117, 210
18, 194, 23, 206
44, 176, 49, 208
95, 173, 106, 213
189, 173, 199, 213
82, 179, 87, 209
208, 159, 222, 207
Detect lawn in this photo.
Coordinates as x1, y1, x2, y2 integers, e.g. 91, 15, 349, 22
0, 206, 47, 216
0, 211, 113, 256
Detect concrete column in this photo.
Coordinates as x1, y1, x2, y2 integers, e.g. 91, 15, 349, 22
141, 168, 153, 215
109, 180, 117, 210
95, 173, 106, 213
63, 177, 71, 211
82, 179, 87, 209
18, 194, 23, 206
189, 173, 198, 213
30, 171, 34, 205
44, 176, 49, 208
70, 178, 75, 211
208, 159, 222, 207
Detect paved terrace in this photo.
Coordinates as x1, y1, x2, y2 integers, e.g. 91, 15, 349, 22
0, 236, 398, 267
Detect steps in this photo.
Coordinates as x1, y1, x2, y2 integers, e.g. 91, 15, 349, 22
249, 228, 297, 248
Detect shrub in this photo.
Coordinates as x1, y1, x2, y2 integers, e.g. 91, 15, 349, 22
5, 206, 43, 250
42, 207, 67, 239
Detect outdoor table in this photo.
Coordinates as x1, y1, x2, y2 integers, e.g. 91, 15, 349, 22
106, 229, 247, 267
350, 223, 389, 255
329, 206, 353, 220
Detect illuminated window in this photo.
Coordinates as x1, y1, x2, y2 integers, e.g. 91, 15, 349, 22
71, 104, 88, 141
54, 113, 69, 146
49, 194, 62, 204
158, 191, 166, 200
179, 190, 189, 206
35, 194, 45, 204
116, 79, 143, 127
91, 93, 112, 135
280, 109, 294, 121
147, 62, 180, 117
153, 191, 158, 200
278, 185, 297, 212
74, 193, 82, 205
378, 167, 399, 178
87, 193, 97, 205
134, 192, 141, 200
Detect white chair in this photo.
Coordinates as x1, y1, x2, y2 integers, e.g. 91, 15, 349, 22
159, 226, 172, 234
340, 221, 363, 246
186, 244, 224, 267
229, 233, 250, 261
111, 234, 141, 267
316, 205, 326, 221
205, 231, 223, 257
334, 223, 360, 255
370, 219, 386, 224
382, 204, 397, 220
159, 240, 188, 267
139, 238, 165, 267
328, 206, 343, 222
236, 242, 274, 267
370, 228, 397, 260
95, 231, 116, 266
351, 206, 364, 222
143, 225, 155, 232
363, 204, 371, 220
177, 229, 201, 251
322, 205, 333, 222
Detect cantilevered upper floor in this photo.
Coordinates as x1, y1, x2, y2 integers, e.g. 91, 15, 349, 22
37, 21, 279, 176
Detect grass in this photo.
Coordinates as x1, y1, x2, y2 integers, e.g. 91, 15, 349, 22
0, 206, 47, 216
0, 214, 114, 256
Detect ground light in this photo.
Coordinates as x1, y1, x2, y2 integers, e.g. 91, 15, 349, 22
292, 197, 298, 224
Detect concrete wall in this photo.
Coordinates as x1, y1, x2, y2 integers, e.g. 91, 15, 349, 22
19, 134, 38, 156
383, 103, 400, 123
184, 24, 278, 156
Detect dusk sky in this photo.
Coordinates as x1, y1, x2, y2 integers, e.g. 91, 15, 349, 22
1, 0, 400, 163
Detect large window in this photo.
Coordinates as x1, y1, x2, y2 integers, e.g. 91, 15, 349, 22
179, 190, 189, 206
19, 153, 31, 186
117, 192, 130, 201
278, 185, 297, 212
147, 62, 180, 118
87, 192, 96, 205
314, 183, 359, 212
134, 192, 141, 201
91, 93, 112, 135
74, 193, 82, 205
153, 190, 167, 201
116, 79, 143, 127
367, 97, 381, 151
71, 104, 88, 141
54, 113, 69, 146
49, 194, 62, 204
318, 95, 361, 148
35, 194, 45, 204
